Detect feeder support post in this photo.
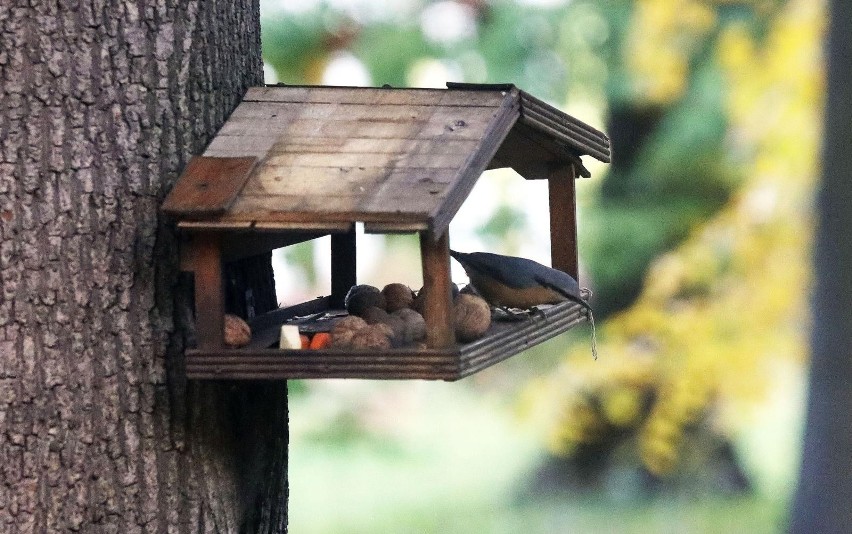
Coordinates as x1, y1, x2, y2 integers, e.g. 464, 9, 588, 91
419, 229, 455, 348
193, 231, 225, 350
331, 225, 357, 309
548, 164, 579, 280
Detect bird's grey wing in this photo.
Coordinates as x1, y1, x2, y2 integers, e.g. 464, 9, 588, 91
463, 252, 536, 288
533, 269, 586, 304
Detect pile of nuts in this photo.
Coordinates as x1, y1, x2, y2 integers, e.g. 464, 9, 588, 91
329, 282, 492, 349
331, 283, 427, 349
223, 283, 495, 351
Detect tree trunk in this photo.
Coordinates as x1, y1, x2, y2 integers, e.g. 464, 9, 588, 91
0, 2, 289, 532
790, 0, 852, 532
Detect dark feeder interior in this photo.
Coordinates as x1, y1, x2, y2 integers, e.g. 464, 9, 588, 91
163, 83, 610, 381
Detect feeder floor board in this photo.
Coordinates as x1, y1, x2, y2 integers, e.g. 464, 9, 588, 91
185, 300, 589, 381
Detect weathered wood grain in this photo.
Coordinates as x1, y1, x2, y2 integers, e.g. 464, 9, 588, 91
161, 156, 257, 216
183, 301, 588, 381
239, 166, 455, 197
228, 193, 362, 215
203, 134, 278, 159
244, 86, 510, 106
519, 113, 611, 163
420, 230, 455, 349
193, 232, 225, 350
266, 136, 482, 156
216, 114, 499, 141
174, 84, 611, 235
229, 100, 503, 121
232, 186, 450, 217
259, 151, 469, 170
521, 92, 609, 145
549, 165, 579, 279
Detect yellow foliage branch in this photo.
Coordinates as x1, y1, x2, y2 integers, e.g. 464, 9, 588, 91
532, 0, 825, 477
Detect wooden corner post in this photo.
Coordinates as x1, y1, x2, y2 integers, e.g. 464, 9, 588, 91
419, 229, 455, 349
548, 164, 579, 280
193, 231, 225, 350
330, 225, 357, 309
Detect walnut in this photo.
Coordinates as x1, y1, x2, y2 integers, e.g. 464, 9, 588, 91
412, 283, 458, 315
361, 306, 405, 344
392, 308, 426, 343
369, 322, 395, 341
360, 306, 391, 324
349, 324, 393, 350
453, 293, 491, 342
224, 314, 251, 348
330, 315, 369, 349
345, 285, 386, 317
382, 283, 414, 312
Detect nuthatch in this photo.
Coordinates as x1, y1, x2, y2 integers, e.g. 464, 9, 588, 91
450, 249, 597, 357
449, 250, 590, 311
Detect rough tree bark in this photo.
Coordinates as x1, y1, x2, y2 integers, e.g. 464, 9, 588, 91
790, 0, 852, 532
0, 2, 289, 532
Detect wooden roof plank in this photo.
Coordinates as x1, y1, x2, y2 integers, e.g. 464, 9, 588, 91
253, 221, 353, 232
230, 188, 449, 219
204, 135, 278, 159
229, 193, 363, 216
178, 221, 253, 229
241, 166, 456, 198
244, 86, 510, 106
519, 112, 611, 163
266, 136, 482, 156
520, 92, 609, 145
215, 111, 501, 141
225, 193, 433, 217
358, 182, 451, 214
162, 156, 257, 217
230, 100, 504, 120
212, 204, 428, 228
259, 151, 468, 170
363, 221, 428, 233
517, 91, 611, 163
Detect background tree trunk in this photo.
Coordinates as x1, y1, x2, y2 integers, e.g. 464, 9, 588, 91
790, 0, 852, 531
0, 2, 289, 532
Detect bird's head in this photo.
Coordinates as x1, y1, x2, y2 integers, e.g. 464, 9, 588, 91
449, 249, 476, 274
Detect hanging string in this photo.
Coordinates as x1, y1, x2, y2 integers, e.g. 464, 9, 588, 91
580, 287, 598, 360
588, 309, 598, 360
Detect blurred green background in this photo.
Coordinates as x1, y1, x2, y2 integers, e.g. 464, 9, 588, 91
260, 0, 824, 532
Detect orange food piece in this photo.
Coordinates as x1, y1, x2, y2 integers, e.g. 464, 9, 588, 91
309, 332, 332, 349
300, 334, 311, 349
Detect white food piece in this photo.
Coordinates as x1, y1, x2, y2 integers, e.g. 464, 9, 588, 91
279, 325, 302, 349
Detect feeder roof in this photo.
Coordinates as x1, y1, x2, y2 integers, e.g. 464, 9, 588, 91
162, 83, 610, 235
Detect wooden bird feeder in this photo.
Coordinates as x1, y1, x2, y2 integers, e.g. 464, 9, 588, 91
162, 83, 610, 381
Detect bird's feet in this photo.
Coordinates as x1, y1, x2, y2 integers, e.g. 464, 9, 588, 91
492, 307, 530, 322
528, 306, 548, 320
492, 306, 547, 321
